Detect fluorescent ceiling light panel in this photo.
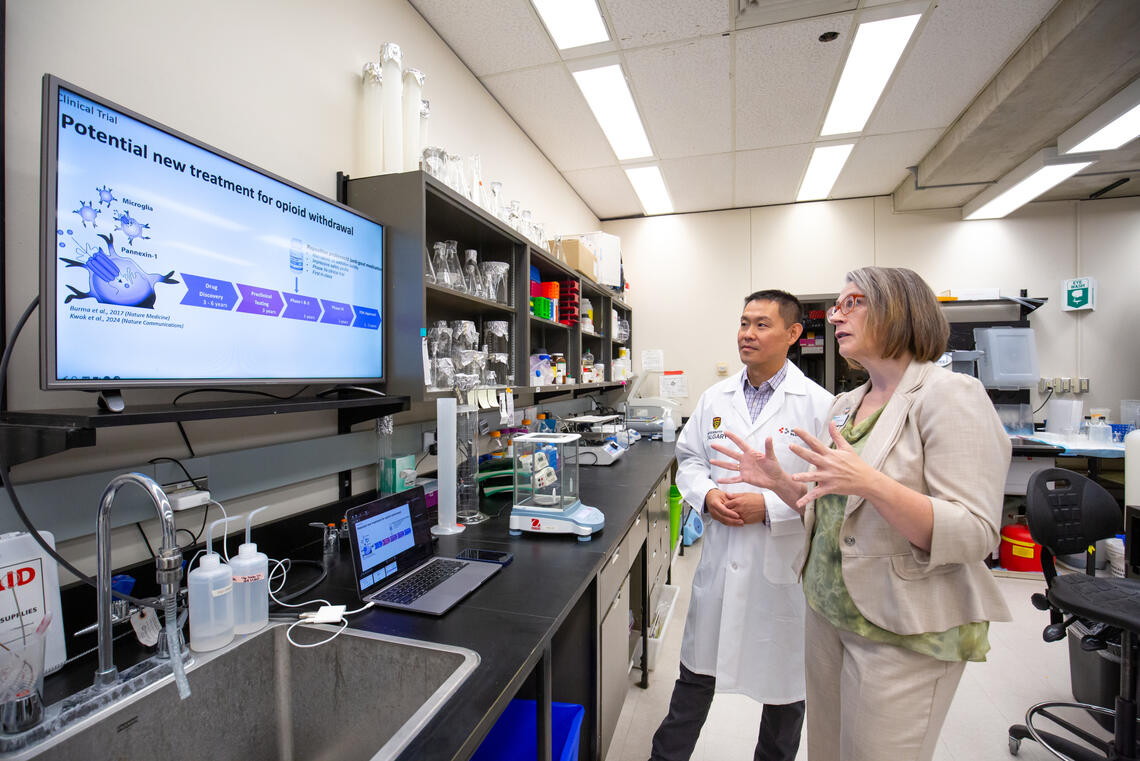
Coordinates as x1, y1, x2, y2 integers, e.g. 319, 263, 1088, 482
572, 65, 653, 160
625, 166, 673, 215
962, 148, 1097, 220
1058, 78, 1140, 154
797, 144, 854, 201
820, 14, 922, 136
532, 0, 609, 50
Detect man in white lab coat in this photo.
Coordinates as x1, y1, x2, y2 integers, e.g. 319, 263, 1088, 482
649, 290, 833, 761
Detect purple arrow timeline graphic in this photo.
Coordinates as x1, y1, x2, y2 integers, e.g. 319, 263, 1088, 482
353, 306, 381, 330
320, 300, 353, 326
175, 276, 378, 329
282, 293, 321, 321
180, 273, 238, 310
236, 283, 285, 316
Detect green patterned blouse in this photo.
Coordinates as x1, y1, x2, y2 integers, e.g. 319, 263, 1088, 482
802, 406, 990, 662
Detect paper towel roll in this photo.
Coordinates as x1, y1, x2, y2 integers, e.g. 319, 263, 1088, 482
1126, 428, 1140, 508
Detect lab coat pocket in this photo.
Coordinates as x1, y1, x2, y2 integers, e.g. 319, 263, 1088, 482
762, 531, 802, 585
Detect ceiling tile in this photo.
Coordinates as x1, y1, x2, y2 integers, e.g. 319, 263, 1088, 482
865, 0, 1057, 134
409, 0, 558, 76
604, 0, 730, 50
482, 65, 617, 172
734, 144, 814, 207
661, 153, 735, 212
830, 128, 943, 198
563, 166, 644, 218
626, 37, 732, 159
734, 13, 854, 151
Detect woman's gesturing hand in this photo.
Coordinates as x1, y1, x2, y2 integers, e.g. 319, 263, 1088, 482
709, 431, 807, 510
789, 422, 880, 509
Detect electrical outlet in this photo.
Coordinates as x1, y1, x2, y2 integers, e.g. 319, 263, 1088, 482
1061, 377, 1072, 393
1052, 377, 1062, 393
1039, 377, 1050, 393
422, 430, 436, 450
1079, 378, 1090, 393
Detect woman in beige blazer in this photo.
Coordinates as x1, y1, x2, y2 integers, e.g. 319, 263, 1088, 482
711, 266, 1012, 761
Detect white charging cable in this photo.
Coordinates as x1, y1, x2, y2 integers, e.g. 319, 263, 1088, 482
285, 602, 374, 648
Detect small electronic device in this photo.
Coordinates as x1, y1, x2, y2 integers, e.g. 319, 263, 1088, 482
40, 75, 385, 392
579, 439, 624, 466
455, 548, 514, 565
346, 488, 499, 615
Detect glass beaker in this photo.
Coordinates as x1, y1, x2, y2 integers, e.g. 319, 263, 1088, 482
424, 244, 437, 285
428, 321, 453, 360
456, 405, 488, 524
451, 320, 479, 352
0, 615, 50, 734
463, 249, 487, 299
465, 154, 485, 207
429, 357, 455, 390
482, 261, 511, 305
421, 146, 445, 179
433, 241, 465, 292
489, 181, 504, 219
484, 321, 510, 355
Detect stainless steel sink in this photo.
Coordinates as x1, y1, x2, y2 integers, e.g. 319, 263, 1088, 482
9, 624, 478, 761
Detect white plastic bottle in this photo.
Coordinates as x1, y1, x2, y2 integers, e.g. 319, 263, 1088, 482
662, 409, 677, 443
1126, 428, 1140, 509
189, 517, 236, 652
231, 507, 269, 636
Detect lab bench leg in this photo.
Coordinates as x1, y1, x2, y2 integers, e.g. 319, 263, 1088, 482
537, 641, 552, 761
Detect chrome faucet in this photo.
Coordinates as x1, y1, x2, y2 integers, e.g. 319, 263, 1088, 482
94, 473, 184, 688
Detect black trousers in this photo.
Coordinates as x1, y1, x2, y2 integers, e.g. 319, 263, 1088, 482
648, 663, 805, 761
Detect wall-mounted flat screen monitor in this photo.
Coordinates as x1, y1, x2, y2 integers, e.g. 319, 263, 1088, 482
39, 75, 384, 390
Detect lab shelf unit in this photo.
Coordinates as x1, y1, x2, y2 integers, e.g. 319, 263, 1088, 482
339, 169, 632, 399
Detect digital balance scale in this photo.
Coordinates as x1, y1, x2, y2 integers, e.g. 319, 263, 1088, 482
509, 432, 605, 541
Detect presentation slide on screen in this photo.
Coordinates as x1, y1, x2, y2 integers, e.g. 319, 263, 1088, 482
355, 504, 415, 589
52, 88, 383, 381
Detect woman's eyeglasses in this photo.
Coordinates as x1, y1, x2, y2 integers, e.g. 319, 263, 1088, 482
826, 294, 866, 319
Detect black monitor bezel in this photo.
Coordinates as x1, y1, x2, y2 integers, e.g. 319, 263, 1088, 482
39, 74, 387, 391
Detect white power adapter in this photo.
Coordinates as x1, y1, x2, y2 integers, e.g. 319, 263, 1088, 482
169, 488, 211, 511
300, 605, 346, 625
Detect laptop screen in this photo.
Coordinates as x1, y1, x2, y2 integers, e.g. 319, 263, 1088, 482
346, 487, 433, 593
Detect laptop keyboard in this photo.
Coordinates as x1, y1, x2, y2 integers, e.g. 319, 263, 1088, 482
375, 559, 467, 605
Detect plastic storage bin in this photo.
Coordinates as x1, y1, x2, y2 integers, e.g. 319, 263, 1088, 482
470, 699, 585, 761
973, 327, 1038, 390
999, 524, 1041, 572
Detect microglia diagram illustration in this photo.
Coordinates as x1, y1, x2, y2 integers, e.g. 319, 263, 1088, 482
61, 232, 178, 309
112, 210, 150, 244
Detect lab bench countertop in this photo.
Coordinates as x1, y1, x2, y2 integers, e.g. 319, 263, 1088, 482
310, 441, 677, 761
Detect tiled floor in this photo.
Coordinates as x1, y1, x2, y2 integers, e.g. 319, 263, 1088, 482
606, 542, 1111, 761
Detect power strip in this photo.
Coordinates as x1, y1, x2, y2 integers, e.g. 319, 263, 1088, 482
169, 488, 211, 511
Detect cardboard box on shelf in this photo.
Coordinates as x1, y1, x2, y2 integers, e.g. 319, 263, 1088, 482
550, 238, 599, 282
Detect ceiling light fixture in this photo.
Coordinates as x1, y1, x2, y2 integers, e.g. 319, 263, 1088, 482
962, 147, 1099, 220
532, 0, 610, 50
1058, 77, 1140, 154
624, 165, 673, 216
797, 144, 855, 201
820, 13, 922, 136
572, 65, 653, 160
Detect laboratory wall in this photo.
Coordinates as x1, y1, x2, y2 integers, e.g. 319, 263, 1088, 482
3, 0, 598, 574
606, 195, 1140, 420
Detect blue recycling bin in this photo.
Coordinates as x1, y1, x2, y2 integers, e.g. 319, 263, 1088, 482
470, 699, 585, 761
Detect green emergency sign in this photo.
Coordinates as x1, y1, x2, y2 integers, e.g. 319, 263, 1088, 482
1063, 277, 1096, 311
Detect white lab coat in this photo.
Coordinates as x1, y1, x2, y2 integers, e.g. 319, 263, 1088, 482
676, 363, 833, 704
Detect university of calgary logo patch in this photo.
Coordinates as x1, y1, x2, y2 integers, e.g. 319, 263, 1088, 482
712, 417, 722, 429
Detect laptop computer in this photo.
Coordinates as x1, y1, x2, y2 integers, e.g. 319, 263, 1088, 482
345, 487, 499, 615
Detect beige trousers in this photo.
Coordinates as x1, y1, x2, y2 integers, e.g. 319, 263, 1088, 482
804, 605, 967, 761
